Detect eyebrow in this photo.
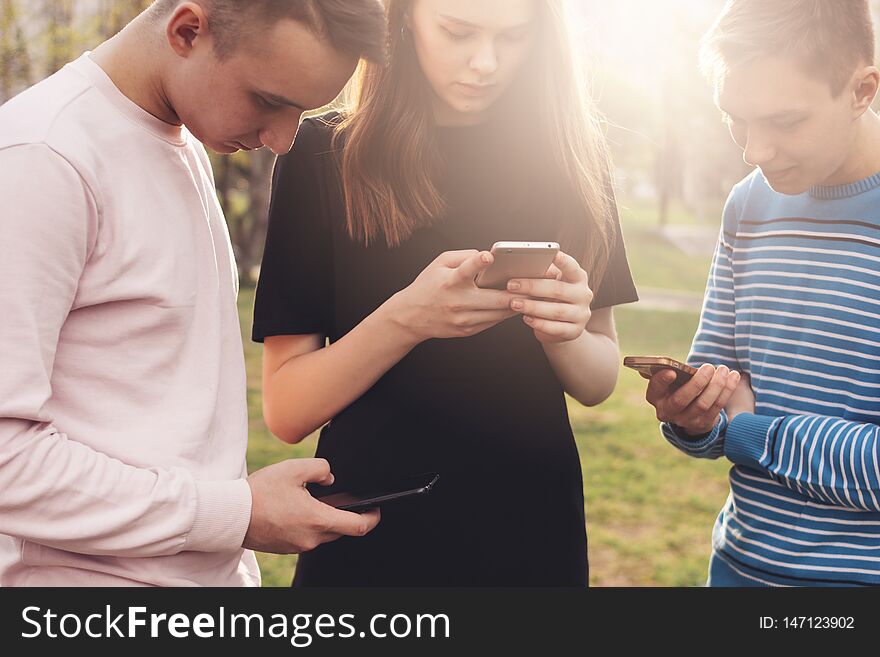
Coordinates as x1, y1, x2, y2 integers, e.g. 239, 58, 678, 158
260, 92, 306, 110
438, 14, 532, 31
719, 106, 808, 123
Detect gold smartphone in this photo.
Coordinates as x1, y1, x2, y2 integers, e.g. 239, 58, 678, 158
474, 241, 560, 290
623, 356, 698, 385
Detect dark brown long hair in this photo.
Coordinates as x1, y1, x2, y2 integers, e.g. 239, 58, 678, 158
335, 0, 617, 285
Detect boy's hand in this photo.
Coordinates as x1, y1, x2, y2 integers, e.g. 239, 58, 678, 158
244, 458, 380, 554
725, 373, 755, 421
645, 364, 742, 437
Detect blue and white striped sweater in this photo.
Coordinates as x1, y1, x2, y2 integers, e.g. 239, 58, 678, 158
662, 169, 880, 586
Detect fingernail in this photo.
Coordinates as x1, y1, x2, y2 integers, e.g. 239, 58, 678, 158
508, 281, 521, 291
523, 316, 533, 324
511, 299, 524, 311
482, 253, 492, 264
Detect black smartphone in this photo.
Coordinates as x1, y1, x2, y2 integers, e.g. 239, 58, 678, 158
309, 473, 440, 513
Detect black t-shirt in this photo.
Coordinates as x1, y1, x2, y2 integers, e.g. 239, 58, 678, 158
252, 116, 638, 586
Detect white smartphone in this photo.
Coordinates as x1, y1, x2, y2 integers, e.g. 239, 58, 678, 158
474, 241, 560, 290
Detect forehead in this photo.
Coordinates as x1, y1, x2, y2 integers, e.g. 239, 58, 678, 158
717, 55, 838, 119
224, 18, 357, 108
419, 0, 537, 29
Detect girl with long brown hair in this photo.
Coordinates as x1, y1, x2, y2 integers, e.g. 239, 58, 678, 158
253, 0, 638, 585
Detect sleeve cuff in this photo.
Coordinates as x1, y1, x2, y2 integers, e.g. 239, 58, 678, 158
661, 409, 728, 459
723, 413, 778, 469
184, 478, 253, 553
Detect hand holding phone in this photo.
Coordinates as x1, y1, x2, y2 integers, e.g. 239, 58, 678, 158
503, 248, 595, 344
474, 242, 560, 290
384, 250, 519, 344
309, 473, 440, 513
243, 458, 381, 554
624, 356, 698, 385
639, 357, 743, 438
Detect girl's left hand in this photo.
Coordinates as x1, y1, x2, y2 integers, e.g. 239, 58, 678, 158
507, 251, 593, 344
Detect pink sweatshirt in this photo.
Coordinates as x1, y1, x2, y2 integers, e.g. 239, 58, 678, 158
0, 54, 260, 586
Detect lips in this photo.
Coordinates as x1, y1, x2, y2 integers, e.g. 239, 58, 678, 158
456, 82, 497, 97
763, 166, 796, 178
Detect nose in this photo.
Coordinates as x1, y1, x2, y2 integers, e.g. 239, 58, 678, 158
742, 129, 776, 168
469, 38, 499, 78
260, 110, 304, 155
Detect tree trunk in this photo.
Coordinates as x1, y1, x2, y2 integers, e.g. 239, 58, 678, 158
0, 0, 31, 102
239, 149, 275, 287
44, 0, 75, 76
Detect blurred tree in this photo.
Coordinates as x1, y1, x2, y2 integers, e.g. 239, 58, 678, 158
657, 64, 684, 227
43, 0, 76, 75
0, 0, 31, 102
211, 148, 275, 287
661, 11, 748, 224
96, 0, 151, 38
590, 0, 746, 226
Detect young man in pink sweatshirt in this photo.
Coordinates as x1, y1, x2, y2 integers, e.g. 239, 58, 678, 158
0, 0, 386, 586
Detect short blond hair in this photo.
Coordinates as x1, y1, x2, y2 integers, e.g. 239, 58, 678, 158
701, 0, 875, 96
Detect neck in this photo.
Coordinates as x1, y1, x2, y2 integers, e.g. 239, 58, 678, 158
822, 110, 880, 187
89, 11, 181, 126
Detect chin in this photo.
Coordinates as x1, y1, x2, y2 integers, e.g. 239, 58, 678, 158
180, 121, 234, 153
203, 140, 238, 154
458, 104, 495, 120
451, 96, 494, 114
761, 170, 810, 196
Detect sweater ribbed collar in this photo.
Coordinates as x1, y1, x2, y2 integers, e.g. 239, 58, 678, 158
809, 171, 880, 199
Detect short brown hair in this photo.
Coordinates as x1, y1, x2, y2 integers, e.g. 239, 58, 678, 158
152, 0, 387, 62
701, 0, 875, 96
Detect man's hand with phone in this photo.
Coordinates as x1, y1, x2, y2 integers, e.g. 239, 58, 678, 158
644, 363, 744, 437
243, 458, 380, 554
508, 251, 594, 344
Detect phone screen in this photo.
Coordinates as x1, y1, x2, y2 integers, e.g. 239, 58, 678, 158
309, 473, 440, 513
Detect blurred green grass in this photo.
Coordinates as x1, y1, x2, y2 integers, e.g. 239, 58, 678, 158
617, 198, 722, 229
619, 200, 716, 293
239, 206, 729, 587
622, 228, 713, 294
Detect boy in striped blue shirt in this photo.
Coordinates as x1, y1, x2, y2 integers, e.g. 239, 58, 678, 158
644, 0, 880, 586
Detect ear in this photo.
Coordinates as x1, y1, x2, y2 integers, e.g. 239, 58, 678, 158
851, 65, 879, 118
165, 1, 211, 58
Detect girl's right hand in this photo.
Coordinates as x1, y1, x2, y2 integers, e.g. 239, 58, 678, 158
384, 250, 520, 345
